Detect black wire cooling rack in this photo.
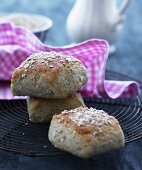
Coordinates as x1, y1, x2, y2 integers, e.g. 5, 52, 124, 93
0, 70, 142, 156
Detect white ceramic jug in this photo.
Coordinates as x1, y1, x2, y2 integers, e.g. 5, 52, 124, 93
66, 0, 131, 53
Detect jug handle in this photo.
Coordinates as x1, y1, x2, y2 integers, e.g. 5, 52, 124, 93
112, 0, 131, 31
119, 0, 131, 15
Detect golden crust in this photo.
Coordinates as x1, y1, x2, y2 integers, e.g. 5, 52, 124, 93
53, 107, 120, 136
11, 51, 88, 98
12, 51, 84, 85
27, 93, 85, 123
48, 107, 125, 158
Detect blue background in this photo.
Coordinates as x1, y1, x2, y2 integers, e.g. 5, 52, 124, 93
0, 0, 142, 169
0, 0, 141, 79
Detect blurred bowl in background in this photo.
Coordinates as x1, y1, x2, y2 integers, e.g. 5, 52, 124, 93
0, 13, 53, 42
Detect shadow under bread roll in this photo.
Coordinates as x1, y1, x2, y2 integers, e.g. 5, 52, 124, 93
27, 93, 85, 123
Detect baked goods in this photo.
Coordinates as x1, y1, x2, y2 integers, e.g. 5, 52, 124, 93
27, 93, 85, 123
11, 51, 88, 124
48, 107, 125, 158
11, 51, 88, 98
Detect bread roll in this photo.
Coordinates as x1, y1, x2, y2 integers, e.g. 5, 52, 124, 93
27, 93, 85, 123
11, 51, 88, 98
48, 107, 125, 158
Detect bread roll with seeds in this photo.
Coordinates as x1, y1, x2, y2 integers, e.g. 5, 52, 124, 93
27, 93, 85, 123
48, 107, 125, 158
11, 51, 88, 98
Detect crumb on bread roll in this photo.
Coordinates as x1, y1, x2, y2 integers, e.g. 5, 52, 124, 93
11, 51, 88, 98
27, 93, 85, 123
48, 107, 125, 158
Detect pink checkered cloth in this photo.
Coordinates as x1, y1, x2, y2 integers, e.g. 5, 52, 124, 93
0, 23, 140, 100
